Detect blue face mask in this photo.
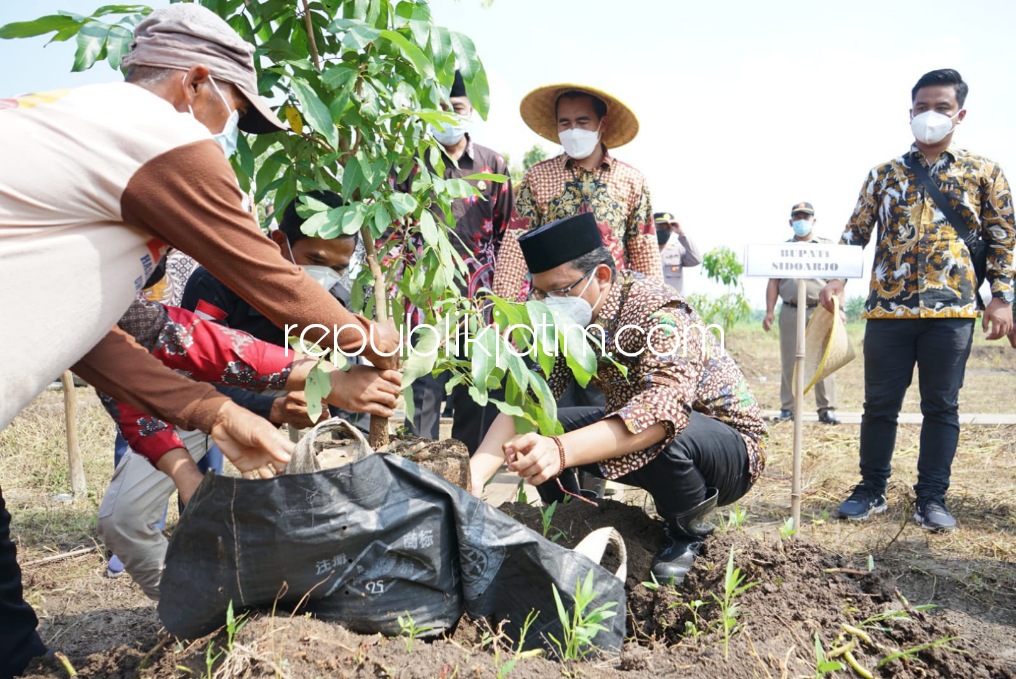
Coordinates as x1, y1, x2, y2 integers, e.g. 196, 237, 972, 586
208, 77, 240, 158
186, 74, 240, 158
791, 219, 813, 237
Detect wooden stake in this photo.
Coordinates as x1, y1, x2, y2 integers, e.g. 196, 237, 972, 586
791, 279, 807, 531
61, 371, 87, 497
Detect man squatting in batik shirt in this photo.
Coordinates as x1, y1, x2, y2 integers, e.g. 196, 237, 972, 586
470, 213, 768, 584
97, 298, 401, 599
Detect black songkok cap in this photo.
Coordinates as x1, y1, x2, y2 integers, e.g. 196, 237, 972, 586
519, 213, 603, 274
450, 70, 466, 98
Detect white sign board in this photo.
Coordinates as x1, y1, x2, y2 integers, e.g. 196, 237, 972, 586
744, 243, 864, 279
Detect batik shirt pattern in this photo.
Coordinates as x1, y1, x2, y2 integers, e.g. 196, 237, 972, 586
841, 145, 1015, 319
492, 152, 661, 300
547, 272, 768, 481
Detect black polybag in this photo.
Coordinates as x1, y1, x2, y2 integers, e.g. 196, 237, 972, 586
157, 452, 626, 652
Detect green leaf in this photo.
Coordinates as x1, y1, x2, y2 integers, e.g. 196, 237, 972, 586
418, 210, 439, 244
470, 326, 497, 394
462, 172, 508, 183
322, 63, 358, 90
389, 192, 418, 219
90, 4, 151, 17
72, 21, 110, 72
394, 1, 431, 46
379, 29, 435, 79
0, 15, 79, 40
403, 324, 441, 387
291, 79, 338, 148
448, 31, 489, 118
332, 19, 381, 49
235, 131, 255, 182
304, 362, 331, 424
103, 24, 132, 70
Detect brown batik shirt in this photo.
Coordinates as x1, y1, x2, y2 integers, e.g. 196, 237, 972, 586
547, 271, 768, 481
492, 151, 661, 300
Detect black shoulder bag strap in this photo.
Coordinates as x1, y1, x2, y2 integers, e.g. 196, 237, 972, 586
909, 155, 987, 285
908, 157, 973, 238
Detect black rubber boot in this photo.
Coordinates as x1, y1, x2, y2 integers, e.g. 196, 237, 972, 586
651, 488, 718, 585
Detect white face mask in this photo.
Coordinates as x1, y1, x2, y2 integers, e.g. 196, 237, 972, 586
302, 264, 344, 292
910, 110, 960, 145
185, 75, 240, 158
430, 118, 467, 146
559, 123, 602, 160
543, 272, 601, 327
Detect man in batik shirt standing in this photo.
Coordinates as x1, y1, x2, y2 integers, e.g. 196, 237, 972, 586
822, 69, 1014, 531
401, 71, 513, 451
473, 213, 767, 584
492, 83, 660, 302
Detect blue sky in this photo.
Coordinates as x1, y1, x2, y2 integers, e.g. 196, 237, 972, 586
4, 0, 1015, 303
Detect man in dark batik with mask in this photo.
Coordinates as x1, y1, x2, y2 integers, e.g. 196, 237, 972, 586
471, 213, 768, 584
399, 71, 514, 452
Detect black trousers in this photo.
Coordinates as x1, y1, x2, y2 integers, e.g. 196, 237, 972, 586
450, 383, 502, 455
1, 487, 48, 678
405, 372, 450, 440
859, 318, 974, 501
537, 408, 752, 518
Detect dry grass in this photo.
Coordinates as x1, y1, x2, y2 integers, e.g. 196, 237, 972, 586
727, 321, 1016, 414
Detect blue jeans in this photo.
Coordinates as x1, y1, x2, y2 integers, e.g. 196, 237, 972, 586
858, 318, 974, 501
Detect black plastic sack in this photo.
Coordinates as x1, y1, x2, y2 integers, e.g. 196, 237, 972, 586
158, 451, 627, 652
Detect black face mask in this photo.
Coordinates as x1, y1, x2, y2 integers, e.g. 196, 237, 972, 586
656, 229, 671, 246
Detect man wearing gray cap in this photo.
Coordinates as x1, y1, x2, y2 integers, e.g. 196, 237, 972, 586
0, 5, 399, 675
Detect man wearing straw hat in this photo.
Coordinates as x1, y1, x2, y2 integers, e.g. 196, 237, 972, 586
491, 83, 661, 302
472, 213, 767, 584
763, 202, 842, 425
821, 69, 1014, 531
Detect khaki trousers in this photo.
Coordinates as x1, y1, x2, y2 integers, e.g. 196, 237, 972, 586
97, 428, 212, 600
779, 304, 836, 413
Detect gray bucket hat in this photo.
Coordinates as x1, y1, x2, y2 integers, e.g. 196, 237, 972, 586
122, 4, 285, 134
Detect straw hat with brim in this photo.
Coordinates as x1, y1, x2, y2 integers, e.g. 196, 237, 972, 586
795, 297, 857, 394
519, 83, 639, 149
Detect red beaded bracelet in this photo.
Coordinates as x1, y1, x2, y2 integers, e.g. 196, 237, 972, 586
550, 436, 566, 478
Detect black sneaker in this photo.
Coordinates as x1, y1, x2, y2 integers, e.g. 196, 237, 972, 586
773, 409, 793, 422
914, 499, 957, 531
818, 410, 841, 425
836, 485, 888, 520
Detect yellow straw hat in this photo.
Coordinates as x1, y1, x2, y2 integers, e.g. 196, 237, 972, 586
796, 297, 857, 394
519, 83, 639, 149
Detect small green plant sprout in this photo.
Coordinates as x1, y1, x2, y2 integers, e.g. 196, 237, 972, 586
224, 600, 247, 654
710, 545, 758, 659
719, 503, 747, 532
548, 571, 618, 661
397, 611, 435, 652
515, 480, 529, 505
866, 554, 875, 572
493, 609, 543, 679
680, 599, 708, 642
640, 572, 661, 591
539, 501, 567, 542
813, 633, 845, 677
779, 516, 798, 539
